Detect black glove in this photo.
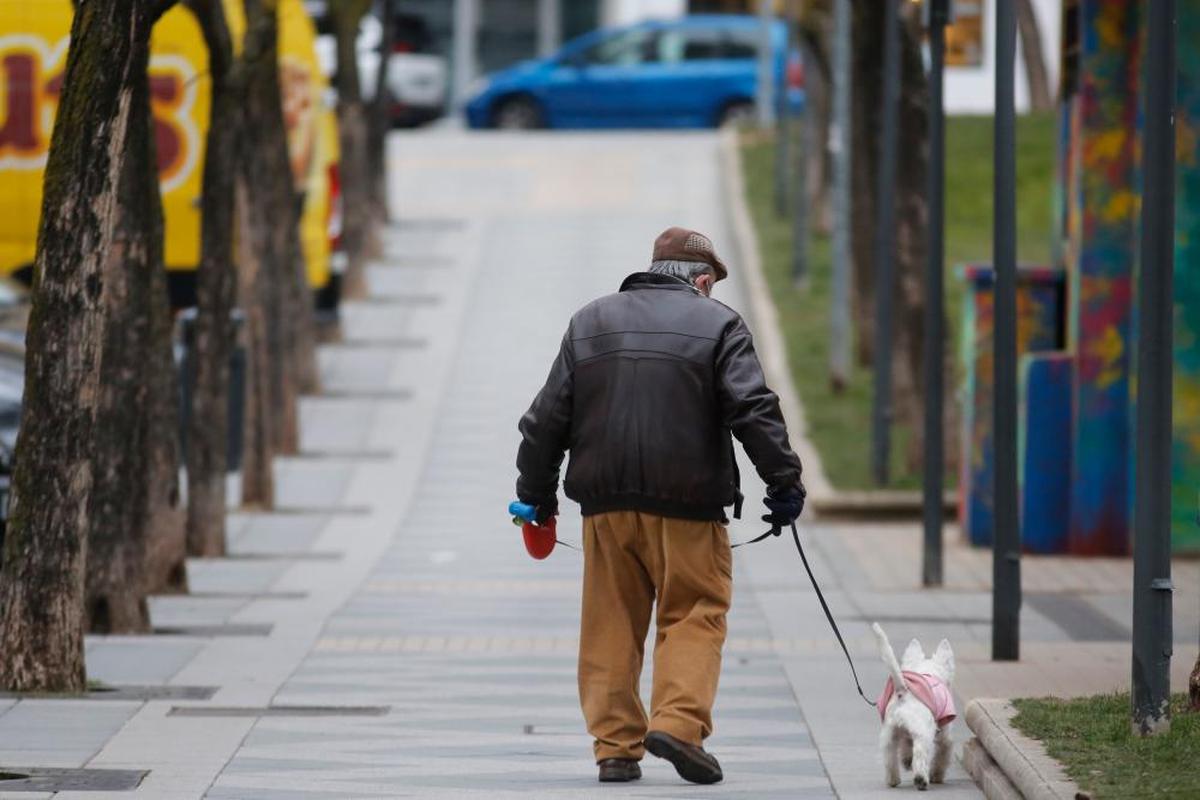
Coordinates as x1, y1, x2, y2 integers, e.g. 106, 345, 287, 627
761, 485, 806, 528
520, 497, 558, 525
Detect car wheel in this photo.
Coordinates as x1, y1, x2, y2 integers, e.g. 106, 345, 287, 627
718, 101, 756, 129
494, 96, 543, 130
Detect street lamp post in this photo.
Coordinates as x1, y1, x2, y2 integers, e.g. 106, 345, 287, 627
922, 0, 950, 587
992, 0, 1021, 662
1131, 0, 1176, 737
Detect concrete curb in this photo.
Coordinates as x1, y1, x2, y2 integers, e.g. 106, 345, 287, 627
962, 737, 1024, 800
717, 127, 834, 501
964, 698, 1089, 800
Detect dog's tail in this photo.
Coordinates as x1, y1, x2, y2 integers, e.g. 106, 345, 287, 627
872, 623, 906, 697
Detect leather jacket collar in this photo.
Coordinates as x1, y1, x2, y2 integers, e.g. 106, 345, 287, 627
618, 271, 699, 294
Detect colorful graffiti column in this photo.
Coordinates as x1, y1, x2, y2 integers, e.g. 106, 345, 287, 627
1065, 0, 1140, 555
1174, 6, 1200, 554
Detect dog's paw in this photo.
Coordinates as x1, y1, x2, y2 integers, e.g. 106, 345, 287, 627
887, 775, 901, 788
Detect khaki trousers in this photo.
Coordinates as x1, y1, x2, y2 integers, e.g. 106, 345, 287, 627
578, 510, 732, 762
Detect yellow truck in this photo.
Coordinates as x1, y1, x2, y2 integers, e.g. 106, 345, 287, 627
0, 0, 340, 308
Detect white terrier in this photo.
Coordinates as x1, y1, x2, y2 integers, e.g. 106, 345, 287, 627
871, 623, 957, 790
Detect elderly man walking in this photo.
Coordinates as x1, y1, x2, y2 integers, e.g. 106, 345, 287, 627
514, 227, 805, 785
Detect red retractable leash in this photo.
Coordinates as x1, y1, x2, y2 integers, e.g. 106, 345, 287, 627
508, 501, 578, 559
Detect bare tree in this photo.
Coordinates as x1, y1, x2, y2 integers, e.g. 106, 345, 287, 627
1016, 0, 1053, 112
0, 0, 161, 689
184, 0, 244, 554
239, 0, 313, 488
86, 38, 185, 631
331, 0, 375, 298
850, 2, 936, 471
1190, 654, 1199, 711
366, 0, 394, 231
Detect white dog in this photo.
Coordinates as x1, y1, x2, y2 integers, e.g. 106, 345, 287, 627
871, 623, 956, 790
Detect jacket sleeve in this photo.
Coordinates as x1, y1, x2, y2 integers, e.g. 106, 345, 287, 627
715, 317, 804, 494
515, 326, 575, 507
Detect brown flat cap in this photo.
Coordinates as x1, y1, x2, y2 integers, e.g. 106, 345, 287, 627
651, 227, 728, 281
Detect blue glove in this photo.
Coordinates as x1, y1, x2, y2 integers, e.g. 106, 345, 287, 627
761, 485, 806, 528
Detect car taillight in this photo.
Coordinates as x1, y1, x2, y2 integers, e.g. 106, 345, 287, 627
392, 41, 413, 54
327, 162, 343, 249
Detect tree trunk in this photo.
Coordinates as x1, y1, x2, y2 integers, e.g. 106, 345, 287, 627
366, 0, 393, 234
87, 66, 161, 633
0, 0, 157, 691
850, 3, 932, 471
799, 24, 832, 235
893, 8, 932, 473
235, 181, 275, 507
1190, 652, 1200, 711
849, 2, 881, 367
1016, 0, 1053, 113
333, 0, 374, 299
241, 0, 306, 459
185, 0, 241, 555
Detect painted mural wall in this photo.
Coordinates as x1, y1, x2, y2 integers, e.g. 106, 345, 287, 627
1066, 0, 1139, 556
1173, 5, 1200, 553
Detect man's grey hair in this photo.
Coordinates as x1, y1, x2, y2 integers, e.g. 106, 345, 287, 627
649, 259, 715, 283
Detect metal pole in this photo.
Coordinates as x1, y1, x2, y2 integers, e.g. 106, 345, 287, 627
451, 0, 479, 107
829, 0, 851, 389
1131, 0, 1176, 737
922, 0, 949, 587
537, 0, 560, 59
792, 96, 809, 286
992, 0, 1020, 662
756, 0, 776, 129
870, 0, 900, 486
775, 58, 790, 218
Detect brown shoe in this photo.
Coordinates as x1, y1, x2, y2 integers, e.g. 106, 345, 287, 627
644, 730, 723, 784
597, 758, 642, 782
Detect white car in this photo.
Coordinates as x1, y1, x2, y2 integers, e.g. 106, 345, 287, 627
308, 3, 447, 127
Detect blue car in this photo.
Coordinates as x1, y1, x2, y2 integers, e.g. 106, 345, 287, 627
465, 15, 791, 130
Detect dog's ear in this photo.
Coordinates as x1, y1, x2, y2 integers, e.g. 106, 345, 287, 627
933, 639, 956, 683
901, 638, 925, 667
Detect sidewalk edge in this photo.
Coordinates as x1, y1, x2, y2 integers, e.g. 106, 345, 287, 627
717, 127, 833, 500
962, 737, 1024, 800
965, 698, 1087, 800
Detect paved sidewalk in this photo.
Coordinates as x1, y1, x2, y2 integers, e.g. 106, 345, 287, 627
12, 130, 1187, 799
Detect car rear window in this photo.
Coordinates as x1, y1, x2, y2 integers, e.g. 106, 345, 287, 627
723, 29, 760, 59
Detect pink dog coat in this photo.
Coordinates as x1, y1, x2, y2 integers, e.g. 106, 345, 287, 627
877, 671, 957, 728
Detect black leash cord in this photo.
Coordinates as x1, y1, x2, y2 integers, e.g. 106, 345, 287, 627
735, 522, 876, 709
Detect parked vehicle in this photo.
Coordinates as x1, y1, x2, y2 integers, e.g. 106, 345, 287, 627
308, 1, 447, 127
0, 0, 342, 311
465, 15, 791, 130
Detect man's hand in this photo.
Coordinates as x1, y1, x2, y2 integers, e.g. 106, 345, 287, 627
514, 497, 557, 525
761, 485, 806, 528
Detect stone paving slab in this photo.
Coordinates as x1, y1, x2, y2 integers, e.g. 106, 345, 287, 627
82, 640, 202, 686
205, 132, 839, 799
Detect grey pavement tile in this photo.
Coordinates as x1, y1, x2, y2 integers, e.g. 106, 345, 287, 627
183, 558, 292, 594
85, 639, 204, 686
189, 133, 861, 798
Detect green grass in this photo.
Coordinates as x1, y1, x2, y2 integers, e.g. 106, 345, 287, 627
1011, 693, 1200, 799
740, 113, 1056, 489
